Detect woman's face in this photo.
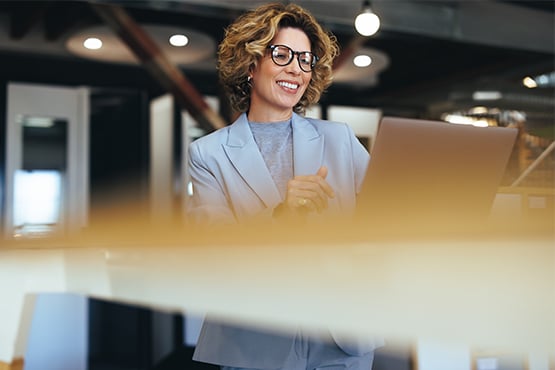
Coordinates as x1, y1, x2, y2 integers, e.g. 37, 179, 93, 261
249, 27, 312, 120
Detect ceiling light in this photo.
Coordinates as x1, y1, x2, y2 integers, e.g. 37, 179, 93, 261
355, 0, 380, 37
472, 91, 502, 100
353, 54, 372, 67
536, 71, 555, 86
67, 25, 215, 66
537, 74, 550, 85
169, 34, 189, 47
333, 47, 388, 86
522, 72, 555, 88
442, 114, 490, 127
523, 76, 538, 88
83, 37, 102, 50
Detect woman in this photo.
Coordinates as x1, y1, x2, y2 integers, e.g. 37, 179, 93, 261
188, 3, 381, 369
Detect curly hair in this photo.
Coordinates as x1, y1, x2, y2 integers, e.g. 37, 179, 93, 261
217, 2, 340, 114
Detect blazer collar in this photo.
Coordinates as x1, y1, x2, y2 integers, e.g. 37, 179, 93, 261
223, 112, 324, 207
291, 112, 324, 176
224, 114, 281, 208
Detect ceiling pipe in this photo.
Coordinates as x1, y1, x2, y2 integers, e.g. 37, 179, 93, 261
90, 2, 226, 132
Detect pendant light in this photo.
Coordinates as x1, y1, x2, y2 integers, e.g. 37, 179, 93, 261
355, 0, 380, 36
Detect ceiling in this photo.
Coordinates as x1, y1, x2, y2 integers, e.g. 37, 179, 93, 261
0, 0, 553, 135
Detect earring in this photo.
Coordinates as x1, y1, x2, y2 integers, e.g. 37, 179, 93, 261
247, 76, 252, 82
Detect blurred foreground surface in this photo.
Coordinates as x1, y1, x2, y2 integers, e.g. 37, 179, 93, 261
1, 203, 553, 362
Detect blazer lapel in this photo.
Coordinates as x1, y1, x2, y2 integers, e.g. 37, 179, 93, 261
223, 114, 282, 208
292, 113, 324, 176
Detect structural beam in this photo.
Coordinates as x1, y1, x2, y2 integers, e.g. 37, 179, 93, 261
90, 2, 226, 132
9, 3, 48, 40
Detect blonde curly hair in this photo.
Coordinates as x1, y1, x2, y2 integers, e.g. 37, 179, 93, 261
217, 2, 340, 114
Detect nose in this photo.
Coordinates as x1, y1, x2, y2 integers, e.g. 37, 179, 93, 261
285, 56, 302, 74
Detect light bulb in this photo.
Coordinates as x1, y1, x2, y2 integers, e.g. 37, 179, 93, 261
355, 11, 380, 36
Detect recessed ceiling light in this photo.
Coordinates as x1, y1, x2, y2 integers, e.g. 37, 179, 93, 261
169, 34, 189, 47
353, 54, 372, 67
333, 47, 388, 86
67, 25, 215, 66
83, 37, 102, 50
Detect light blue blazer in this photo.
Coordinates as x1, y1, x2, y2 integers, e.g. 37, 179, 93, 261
188, 112, 381, 368
187, 112, 369, 224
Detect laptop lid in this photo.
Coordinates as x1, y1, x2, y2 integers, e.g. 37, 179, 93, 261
356, 116, 518, 235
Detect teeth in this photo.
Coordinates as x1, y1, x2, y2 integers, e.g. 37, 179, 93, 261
277, 81, 299, 90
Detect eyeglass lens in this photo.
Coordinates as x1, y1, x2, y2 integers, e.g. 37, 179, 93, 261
270, 45, 316, 72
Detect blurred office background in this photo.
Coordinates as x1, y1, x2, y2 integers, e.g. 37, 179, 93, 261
0, 1, 553, 369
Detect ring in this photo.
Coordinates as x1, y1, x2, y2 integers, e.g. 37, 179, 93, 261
298, 198, 308, 206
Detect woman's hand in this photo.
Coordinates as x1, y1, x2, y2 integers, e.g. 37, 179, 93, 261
284, 166, 335, 213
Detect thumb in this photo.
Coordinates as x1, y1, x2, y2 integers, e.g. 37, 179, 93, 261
316, 166, 328, 179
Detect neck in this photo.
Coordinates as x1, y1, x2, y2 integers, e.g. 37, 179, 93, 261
247, 106, 293, 123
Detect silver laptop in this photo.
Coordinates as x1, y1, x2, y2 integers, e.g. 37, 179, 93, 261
356, 116, 518, 235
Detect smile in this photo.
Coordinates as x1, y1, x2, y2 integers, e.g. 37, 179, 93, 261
277, 81, 299, 90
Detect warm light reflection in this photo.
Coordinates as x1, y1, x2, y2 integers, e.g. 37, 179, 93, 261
83, 37, 102, 50
523, 76, 537, 88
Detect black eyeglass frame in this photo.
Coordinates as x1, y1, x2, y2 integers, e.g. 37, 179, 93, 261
267, 44, 319, 72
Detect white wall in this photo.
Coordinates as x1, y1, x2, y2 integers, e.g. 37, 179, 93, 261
328, 105, 381, 152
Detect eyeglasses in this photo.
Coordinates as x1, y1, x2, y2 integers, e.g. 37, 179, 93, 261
267, 44, 319, 72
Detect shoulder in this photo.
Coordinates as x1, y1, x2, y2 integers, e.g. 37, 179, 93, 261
188, 123, 234, 168
191, 112, 252, 151
190, 125, 228, 150
307, 117, 348, 129
190, 113, 245, 153
298, 114, 356, 138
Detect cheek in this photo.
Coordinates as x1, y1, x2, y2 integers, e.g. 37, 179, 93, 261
302, 75, 312, 92
259, 60, 282, 78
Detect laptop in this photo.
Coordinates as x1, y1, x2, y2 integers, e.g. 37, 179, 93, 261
356, 116, 518, 236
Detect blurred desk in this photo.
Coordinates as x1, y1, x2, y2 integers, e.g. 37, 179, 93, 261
1, 232, 554, 368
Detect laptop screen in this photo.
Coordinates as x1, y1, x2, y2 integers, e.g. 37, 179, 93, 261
356, 116, 518, 235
